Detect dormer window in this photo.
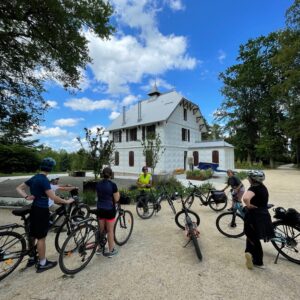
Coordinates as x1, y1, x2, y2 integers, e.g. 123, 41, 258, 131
184, 108, 187, 121
112, 130, 122, 143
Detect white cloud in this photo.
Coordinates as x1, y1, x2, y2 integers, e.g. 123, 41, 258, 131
141, 78, 174, 91
47, 100, 58, 109
86, 0, 197, 94
54, 118, 84, 127
122, 94, 139, 106
218, 50, 226, 64
64, 97, 116, 111
38, 126, 69, 137
109, 111, 121, 120
165, 0, 185, 11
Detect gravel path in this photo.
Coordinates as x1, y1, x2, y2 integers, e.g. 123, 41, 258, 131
0, 169, 300, 300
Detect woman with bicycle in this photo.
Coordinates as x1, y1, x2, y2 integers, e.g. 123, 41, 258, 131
96, 167, 120, 257
242, 170, 274, 270
16, 157, 74, 273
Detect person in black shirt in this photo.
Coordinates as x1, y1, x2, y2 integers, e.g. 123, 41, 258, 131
223, 169, 245, 210
242, 170, 274, 270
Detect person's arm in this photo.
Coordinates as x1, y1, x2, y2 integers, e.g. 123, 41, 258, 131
113, 191, 120, 203
146, 177, 152, 188
56, 185, 78, 192
242, 190, 257, 209
46, 189, 74, 205
222, 184, 229, 192
16, 183, 35, 200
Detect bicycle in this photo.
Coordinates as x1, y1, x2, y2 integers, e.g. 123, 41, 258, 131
0, 196, 89, 281
174, 195, 202, 261
184, 181, 228, 212
135, 185, 177, 219
58, 203, 134, 275
216, 202, 300, 265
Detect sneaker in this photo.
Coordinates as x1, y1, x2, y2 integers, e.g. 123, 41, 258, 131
96, 248, 103, 255
245, 252, 253, 270
103, 248, 118, 258
26, 258, 37, 268
254, 264, 266, 270
36, 260, 57, 273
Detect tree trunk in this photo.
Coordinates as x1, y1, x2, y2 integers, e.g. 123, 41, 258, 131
269, 157, 275, 169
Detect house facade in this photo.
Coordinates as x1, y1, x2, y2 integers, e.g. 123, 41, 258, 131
107, 88, 234, 175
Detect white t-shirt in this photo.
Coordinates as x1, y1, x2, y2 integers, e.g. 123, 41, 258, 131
48, 184, 58, 207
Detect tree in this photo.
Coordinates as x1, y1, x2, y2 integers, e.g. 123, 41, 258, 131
271, 0, 300, 165
140, 133, 165, 175
0, 0, 114, 139
216, 34, 287, 166
77, 127, 115, 180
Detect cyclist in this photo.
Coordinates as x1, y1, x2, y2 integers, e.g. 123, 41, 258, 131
96, 167, 120, 257
242, 170, 274, 270
136, 166, 152, 215
16, 157, 74, 272
222, 169, 245, 211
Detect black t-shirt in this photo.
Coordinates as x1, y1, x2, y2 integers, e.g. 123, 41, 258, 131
248, 184, 269, 208
96, 179, 118, 210
227, 176, 242, 189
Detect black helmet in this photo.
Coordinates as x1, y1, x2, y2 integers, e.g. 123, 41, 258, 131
247, 170, 265, 183
40, 157, 56, 172
142, 166, 148, 172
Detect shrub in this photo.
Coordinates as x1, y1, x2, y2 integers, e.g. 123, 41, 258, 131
82, 191, 97, 206
186, 169, 213, 181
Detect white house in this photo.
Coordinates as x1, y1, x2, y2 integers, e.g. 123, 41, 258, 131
107, 87, 234, 175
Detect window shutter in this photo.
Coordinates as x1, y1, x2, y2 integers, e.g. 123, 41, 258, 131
129, 151, 134, 166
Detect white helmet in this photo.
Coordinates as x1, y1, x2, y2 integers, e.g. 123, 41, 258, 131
48, 175, 60, 182
247, 170, 265, 183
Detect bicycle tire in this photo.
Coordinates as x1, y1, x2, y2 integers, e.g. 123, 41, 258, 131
208, 196, 227, 212
167, 198, 176, 215
72, 203, 90, 219
114, 210, 134, 246
175, 210, 200, 230
191, 232, 202, 261
216, 212, 244, 238
136, 199, 155, 219
59, 223, 97, 275
271, 221, 300, 264
184, 195, 194, 209
54, 215, 85, 253
0, 231, 26, 281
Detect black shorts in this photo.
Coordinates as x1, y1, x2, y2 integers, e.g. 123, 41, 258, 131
30, 206, 50, 239
96, 208, 116, 220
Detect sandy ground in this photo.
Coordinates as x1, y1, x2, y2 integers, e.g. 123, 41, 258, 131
0, 168, 300, 300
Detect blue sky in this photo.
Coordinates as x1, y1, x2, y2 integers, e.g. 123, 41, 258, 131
32, 0, 293, 152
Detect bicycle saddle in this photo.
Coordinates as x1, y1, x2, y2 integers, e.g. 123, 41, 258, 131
12, 205, 32, 217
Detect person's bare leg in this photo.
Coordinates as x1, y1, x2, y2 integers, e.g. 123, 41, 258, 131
36, 238, 46, 260
106, 221, 115, 252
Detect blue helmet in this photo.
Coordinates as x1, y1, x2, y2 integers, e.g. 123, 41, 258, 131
40, 157, 56, 172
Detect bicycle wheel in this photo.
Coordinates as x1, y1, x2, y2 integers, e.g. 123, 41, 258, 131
191, 232, 202, 261
208, 196, 227, 212
0, 231, 26, 281
216, 212, 244, 238
271, 221, 300, 264
136, 199, 155, 219
175, 210, 200, 230
114, 210, 134, 246
59, 223, 97, 275
167, 198, 176, 215
184, 195, 194, 209
54, 215, 85, 253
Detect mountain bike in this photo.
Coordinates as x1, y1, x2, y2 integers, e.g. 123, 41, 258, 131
216, 202, 300, 265
175, 195, 202, 261
59, 203, 134, 275
135, 185, 177, 219
0, 196, 88, 281
184, 181, 228, 212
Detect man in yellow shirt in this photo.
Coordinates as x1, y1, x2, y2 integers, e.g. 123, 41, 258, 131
136, 166, 152, 189
136, 166, 152, 215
